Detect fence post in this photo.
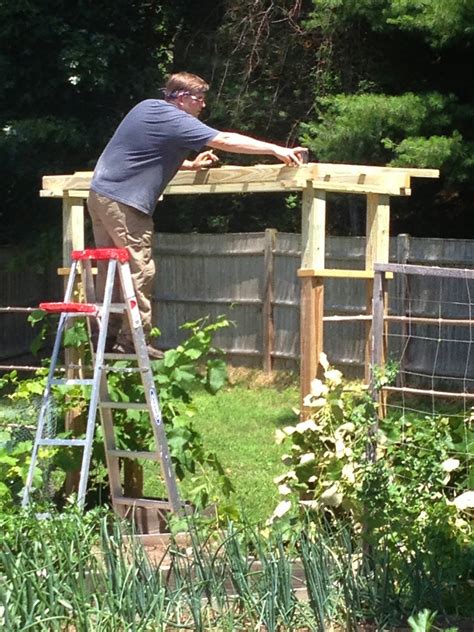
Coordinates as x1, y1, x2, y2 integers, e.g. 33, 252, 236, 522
396, 234, 411, 385
263, 228, 277, 373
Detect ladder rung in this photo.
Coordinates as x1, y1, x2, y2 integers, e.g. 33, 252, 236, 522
107, 450, 160, 461
39, 438, 87, 447
98, 303, 127, 313
104, 352, 138, 361
51, 378, 94, 386
113, 497, 173, 509
104, 366, 149, 374
100, 401, 149, 410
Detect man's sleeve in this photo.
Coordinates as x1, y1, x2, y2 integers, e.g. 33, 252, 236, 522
175, 114, 219, 152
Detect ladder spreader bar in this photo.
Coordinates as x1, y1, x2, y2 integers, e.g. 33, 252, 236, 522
100, 401, 148, 410
113, 497, 173, 509
107, 450, 160, 461
39, 439, 87, 447
51, 378, 94, 386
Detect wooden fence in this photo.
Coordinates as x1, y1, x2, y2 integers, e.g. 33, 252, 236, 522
1, 233, 473, 378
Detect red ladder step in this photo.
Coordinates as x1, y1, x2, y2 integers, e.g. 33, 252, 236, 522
72, 248, 129, 262
39, 302, 97, 314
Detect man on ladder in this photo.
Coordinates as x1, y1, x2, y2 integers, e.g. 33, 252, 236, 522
88, 71, 307, 357
22, 247, 182, 520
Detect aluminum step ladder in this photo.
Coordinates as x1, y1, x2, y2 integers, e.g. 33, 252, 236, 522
22, 248, 182, 518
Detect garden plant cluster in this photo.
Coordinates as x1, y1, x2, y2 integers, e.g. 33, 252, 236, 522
0, 320, 472, 631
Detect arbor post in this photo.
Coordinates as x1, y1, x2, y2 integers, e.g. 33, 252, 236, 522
300, 184, 326, 408
62, 194, 86, 496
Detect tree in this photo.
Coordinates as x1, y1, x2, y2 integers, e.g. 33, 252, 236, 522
0, 0, 177, 245
299, 0, 474, 236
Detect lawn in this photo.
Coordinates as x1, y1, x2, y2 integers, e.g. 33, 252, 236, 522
189, 378, 299, 522
143, 375, 300, 523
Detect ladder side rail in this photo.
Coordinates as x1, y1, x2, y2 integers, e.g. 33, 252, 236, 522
76, 259, 117, 507
63, 260, 80, 303
98, 373, 124, 507
118, 260, 182, 514
21, 309, 71, 507
81, 259, 98, 352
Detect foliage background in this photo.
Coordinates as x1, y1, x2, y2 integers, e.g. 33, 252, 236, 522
1, 0, 473, 247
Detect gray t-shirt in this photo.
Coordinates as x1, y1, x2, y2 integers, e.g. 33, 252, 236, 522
90, 99, 219, 215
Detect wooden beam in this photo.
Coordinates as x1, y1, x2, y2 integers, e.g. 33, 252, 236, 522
62, 195, 85, 266
301, 183, 326, 270
300, 276, 324, 402
313, 163, 439, 179
40, 162, 439, 199
366, 193, 390, 270
375, 262, 474, 280
298, 268, 390, 279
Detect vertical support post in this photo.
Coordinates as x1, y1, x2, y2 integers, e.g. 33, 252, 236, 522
263, 228, 277, 374
370, 269, 388, 417
300, 183, 326, 408
62, 194, 86, 495
62, 194, 85, 264
365, 193, 390, 383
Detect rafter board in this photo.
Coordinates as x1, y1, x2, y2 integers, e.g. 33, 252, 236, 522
41, 162, 429, 198
313, 163, 439, 179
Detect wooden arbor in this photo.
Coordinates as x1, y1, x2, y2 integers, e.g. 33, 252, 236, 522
41, 162, 439, 401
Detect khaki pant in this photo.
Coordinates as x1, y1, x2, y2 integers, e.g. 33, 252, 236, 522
87, 190, 155, 344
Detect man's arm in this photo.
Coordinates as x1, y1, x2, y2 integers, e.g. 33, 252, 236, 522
207, 132, 306, 166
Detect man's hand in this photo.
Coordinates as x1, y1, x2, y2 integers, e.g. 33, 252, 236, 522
272, 146, 308, 167
181, 150, 220, 171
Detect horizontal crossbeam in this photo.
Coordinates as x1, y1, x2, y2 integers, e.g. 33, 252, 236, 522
40, 163, 439, 199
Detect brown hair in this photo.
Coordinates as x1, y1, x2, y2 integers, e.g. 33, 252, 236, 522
164, 72, 209, 100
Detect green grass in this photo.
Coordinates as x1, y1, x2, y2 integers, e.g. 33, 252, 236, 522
188, 381, 299, 522
143, 379, 300, 523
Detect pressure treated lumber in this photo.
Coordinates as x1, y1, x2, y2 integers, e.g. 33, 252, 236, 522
40, 161, 441, 411
41, 163, 439, 198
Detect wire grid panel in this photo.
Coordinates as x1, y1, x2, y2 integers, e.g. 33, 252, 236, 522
381, 264, 474, 399
371, 263, 473, 502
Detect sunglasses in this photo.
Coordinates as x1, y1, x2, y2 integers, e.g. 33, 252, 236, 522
187, 94, 206, 103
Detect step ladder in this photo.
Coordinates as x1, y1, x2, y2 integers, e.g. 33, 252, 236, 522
22, 247, 182, 519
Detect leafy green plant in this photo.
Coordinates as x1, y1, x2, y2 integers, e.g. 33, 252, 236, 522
270, 353, 373, 525
271, 354, 473, 615
0, 315, 235, 519
408, 609, 438, 632
0, 429, 38, 511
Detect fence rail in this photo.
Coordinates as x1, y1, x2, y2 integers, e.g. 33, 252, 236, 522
1, 233, 473, 378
